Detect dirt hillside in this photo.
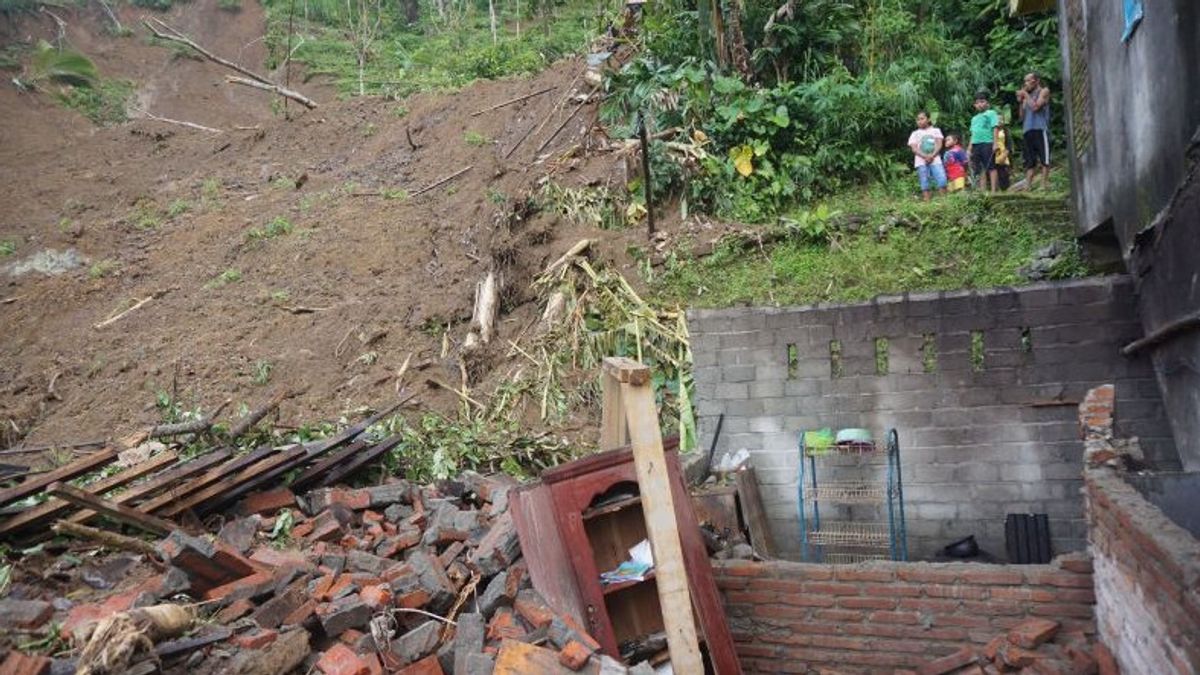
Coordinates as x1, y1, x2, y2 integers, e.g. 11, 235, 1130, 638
0, 1, 684, 455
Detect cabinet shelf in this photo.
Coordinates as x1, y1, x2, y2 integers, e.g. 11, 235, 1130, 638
602, 569, 656, 596
583, 494, 641, 520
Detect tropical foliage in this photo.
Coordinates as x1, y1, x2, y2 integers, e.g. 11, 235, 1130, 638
602, 0, 1061, 221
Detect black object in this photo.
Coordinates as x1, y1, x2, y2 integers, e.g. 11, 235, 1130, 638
1006, 513, 1052, 564
636, 110, 656, 240
943, 535, 980, 558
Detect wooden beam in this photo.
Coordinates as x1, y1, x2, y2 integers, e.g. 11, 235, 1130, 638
48, 482, 177, 536
735, 467, 775, 558
0, 451, 178, 536
159, 447, 305, 518
52, 520, 161, 557
289, 440, 368, 491
0, 447, 118, 509
617, 366, 704, 674
69, 449, 230, 525
314, 436, 402, 488
599, 366, 627, 451
135, 446, 274, 516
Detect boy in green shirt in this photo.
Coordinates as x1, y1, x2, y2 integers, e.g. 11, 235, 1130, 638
969, 91, 1000, 192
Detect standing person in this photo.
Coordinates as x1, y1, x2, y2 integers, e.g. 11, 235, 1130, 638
969, 91, 1000, 192
908, 111, 946, 201
1018, 72, 1052, 190
943, 135, 969, 192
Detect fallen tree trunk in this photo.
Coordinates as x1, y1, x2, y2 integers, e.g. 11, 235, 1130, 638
224, 75, 318, 110
142, 17, 318, 109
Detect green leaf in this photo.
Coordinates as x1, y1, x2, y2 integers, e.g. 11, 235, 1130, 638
29, 40, 98, 87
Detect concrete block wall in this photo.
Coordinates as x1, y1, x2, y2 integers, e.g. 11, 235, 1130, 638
1086, 468, 1200, 675
713, 556, 1095, 674
689, 276, 1177, 560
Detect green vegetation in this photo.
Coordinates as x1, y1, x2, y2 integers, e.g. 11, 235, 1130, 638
205, 268, 243, 289
261, 0, 603, 96
57, 78, 133, 125
218, 0, 241, 11
253, 360, 273, 385
0, 240, 15, 256
88, 259, 121, 279
129, 200, 162, 230
652, 190, 1090, 307
463, 130, 488, 146
537, 182, 626, 230
167, 199, 191, 218
13, 41, 132, 125
604, 0, 1061, 222
247, 216, 295, 241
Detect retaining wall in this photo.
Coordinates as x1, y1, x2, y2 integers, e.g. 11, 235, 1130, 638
689, 276, 1177, 559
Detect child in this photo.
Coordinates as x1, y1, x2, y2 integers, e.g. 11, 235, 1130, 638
994, 117, 1013, 191
970, 91, 1000, 191
943, 135, 969, 192
907, 111, 946, 201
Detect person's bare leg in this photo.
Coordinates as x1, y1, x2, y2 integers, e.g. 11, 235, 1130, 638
1041, 165, 1051, 190
989, 170, 999, 192
922, 191, 931, 202
1026, 168, 1036, 189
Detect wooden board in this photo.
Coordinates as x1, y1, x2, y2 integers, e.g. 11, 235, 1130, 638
289, 440, 368, 490
736, 467, 775, 557
313, 435, 403, 488
614, 358, 703, 675
68, 449, 231, 525
0, 447, 118, 509
0, 451, 178, 536
160, 447, 305, 518
135, 446, 275, 515
511, 482, 588, 628
49, 482, 177, 535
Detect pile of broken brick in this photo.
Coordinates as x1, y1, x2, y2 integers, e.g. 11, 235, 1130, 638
0, 471, 637, 675
915, 617, 1113, 675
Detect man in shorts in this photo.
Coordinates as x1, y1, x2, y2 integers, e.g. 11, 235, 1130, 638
969, 91, 1000, 192
1018, 72, 1052, 190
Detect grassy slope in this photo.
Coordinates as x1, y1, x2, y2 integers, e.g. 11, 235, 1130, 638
651, 177, 1091, 308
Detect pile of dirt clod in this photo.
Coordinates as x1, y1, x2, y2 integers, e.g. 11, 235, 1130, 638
0, 1, 701, 456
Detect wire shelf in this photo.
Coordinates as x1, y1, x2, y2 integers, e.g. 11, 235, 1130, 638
806, 522, 891, 547
803, 441, 881, 458
802, 482, 885, 504
822, 551, 890, 564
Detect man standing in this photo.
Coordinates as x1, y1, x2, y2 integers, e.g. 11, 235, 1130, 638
908, 111, 946, 201
969, 91, 1000, 192
1018, 72, 1052, 190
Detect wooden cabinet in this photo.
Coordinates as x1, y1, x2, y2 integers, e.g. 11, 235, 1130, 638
512, 443, 741, 674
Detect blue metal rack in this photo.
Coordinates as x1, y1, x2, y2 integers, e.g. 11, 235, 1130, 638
797, 428, 908, 563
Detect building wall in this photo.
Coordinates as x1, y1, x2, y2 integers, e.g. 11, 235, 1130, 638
1058, 0, 1200, 470
689, 276, 1177, 560
1086, 469, 1200, 674
712, 556, 1095, 674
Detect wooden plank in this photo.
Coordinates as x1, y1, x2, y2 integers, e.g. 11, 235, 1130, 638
160, 447, 305, 518
601, 356, 650, 385
735, 467, 775, 557
0, 451, 178, 536
135, 446, 275, 515
510, 482, 589, 629
289, 440, 368, 491
0, 446, 119, 509
599, 364, 628, 451
314, 435, 403, 488
48, 482, 176, 535
69, 449, 231, 525
619, 370, 704, 674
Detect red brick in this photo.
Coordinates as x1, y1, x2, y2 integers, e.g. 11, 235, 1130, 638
981, 635, 1006, 661
282, 599, 317, 626
558, 640, 593, 671
202, 571, 273, 601
216, 598, 256, 623
1057, 556, 1093, 574
868, 611, 921, 625
1094, 642, 1118, 675
360, 584, 393, 610
232, 629, 279, 649
1064, 644, 1098, 674
396, 589, 432, 609
396, 655, 444, 675
240, 488, 297, 515
249, 547, 309, 568
317, 643, 371, 675
859, 583, 922, 597
0, 651, 51, 675
1007, 617, 1060, 649
1024, 571, 1094, 588
923, 584, 990, 601
802, 582, 860, 596
719, 561, 764, 577
989, 586, 1056, 602
898, 567, 963, 584
487, 608, 527, 641
514, 590, 554, 628
0, 600, 52, 631
362, 653, 385, 675
916, 646, 976, 675
834, 567, 895, 582
1029, 603, 1095, 619
960, 570, 1024, 586
838, 596, 896, 610
813, 609, 865, 622
997, 642, 1039, 668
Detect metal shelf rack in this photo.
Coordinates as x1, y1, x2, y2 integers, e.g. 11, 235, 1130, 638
797, 428, 908, 562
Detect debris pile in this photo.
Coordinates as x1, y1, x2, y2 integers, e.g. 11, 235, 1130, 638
916, 617, 1108, 675
0, 465, 649, 674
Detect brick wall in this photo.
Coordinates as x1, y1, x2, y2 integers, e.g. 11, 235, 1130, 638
1086, 468, 1200, 674
688, 276, 1178, 559
712, 557, 1095, 673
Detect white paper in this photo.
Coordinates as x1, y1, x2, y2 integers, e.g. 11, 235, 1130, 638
629, 539, 654, 566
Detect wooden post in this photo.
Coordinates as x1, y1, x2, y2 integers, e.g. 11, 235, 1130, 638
637, 112, 656, 241
600, 356, 703, 673
49, 482, 177, 536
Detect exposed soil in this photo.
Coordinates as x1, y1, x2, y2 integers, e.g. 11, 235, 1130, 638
0, 1, 703, 456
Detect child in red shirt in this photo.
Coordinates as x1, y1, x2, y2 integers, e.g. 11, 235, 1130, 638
943, 135, 969, 192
